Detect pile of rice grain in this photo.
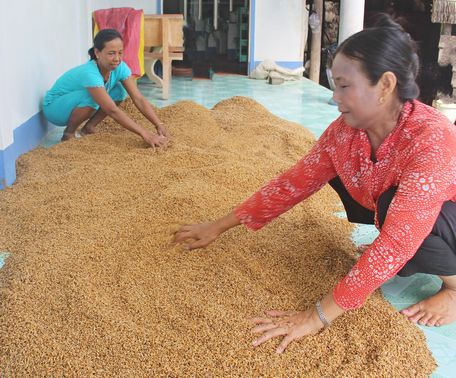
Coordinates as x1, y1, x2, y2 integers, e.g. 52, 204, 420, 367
0, 97, 435, 376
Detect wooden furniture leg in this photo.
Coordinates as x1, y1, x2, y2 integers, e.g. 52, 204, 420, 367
143, 15, 184, 100
161, 18, 170, 100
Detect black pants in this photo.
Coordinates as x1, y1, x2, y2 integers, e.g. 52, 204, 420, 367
329, 177, 456, 277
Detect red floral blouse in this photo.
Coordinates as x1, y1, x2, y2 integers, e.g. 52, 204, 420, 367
235, 100, 456, 309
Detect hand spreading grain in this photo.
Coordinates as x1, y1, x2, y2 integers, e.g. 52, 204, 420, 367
156, 123, 171, 139
250, 309, 323, 354
141, 130, 169, 150
173, 211, 240, 250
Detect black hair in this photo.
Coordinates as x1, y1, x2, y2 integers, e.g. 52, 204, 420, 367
88, 29, 123, 60
334, 13, 420, 102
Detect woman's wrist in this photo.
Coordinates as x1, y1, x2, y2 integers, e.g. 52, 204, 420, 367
317, 291, 346, 325
315, 300, 331, 327
213, 212, 241, 234
139, 128, 151, 138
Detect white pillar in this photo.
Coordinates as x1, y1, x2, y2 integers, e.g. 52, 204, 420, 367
214, 0, 218, 29
338, 0, 365, 44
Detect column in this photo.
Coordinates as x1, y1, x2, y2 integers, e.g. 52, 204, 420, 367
338, 0, 365, 44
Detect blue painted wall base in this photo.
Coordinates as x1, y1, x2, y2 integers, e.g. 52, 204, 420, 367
0, 112, 47, 189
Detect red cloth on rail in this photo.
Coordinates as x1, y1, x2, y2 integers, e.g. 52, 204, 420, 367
93, 7, 143, 77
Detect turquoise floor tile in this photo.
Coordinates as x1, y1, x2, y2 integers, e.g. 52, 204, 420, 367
0, 252, 9, 269
352, 223, 379, 247
138, 75, 340, 138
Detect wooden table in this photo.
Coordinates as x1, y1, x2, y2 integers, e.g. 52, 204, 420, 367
143, 14, 184, 100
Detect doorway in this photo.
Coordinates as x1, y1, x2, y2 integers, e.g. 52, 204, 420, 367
163, 0, 249, 76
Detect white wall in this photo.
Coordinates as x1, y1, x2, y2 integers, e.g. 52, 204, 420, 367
0, 0, 160, 151
0, 0, 92, 149
252, 0, 306, 65
91, 0, 159, 13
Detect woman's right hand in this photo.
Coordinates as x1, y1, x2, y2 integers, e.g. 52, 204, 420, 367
142, 131, 169, 149
172, 222, 223, 250
173, 212, 241, 250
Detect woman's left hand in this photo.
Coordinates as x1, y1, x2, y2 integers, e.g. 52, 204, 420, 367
156, 123, 171, 139
250, 308, 324, 354
141, 131, 169, 149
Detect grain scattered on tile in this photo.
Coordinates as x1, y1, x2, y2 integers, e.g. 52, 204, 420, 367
0, 97, 436, 376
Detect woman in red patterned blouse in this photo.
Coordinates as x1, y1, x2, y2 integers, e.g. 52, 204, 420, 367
174, 15, 456, 353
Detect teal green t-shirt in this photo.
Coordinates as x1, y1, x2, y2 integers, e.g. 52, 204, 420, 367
43, 60, 131, 106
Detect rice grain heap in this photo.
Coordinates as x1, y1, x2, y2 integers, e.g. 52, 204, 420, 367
0, 97, 436, 376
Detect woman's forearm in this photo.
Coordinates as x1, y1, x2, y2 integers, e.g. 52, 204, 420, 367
106, 107, 147, 137
214, 211, 242, 234
134, 97, 163, 127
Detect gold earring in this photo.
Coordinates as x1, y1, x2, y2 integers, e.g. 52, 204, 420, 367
379, 97, 385, 104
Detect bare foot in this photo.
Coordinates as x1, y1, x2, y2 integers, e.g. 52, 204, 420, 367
80, 125, 97, 136
61, 132, 75, 141
400, 285, 456, 327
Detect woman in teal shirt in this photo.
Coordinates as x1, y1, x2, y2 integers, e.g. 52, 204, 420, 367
43, 29, 169, 148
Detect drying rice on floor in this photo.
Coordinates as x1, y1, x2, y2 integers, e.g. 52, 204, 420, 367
0, 97, 436, 376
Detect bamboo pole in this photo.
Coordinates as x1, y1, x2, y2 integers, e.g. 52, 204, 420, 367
309, 0, 323, 83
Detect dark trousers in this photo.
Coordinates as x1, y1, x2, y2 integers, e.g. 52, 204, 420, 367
329, 177, 456, 277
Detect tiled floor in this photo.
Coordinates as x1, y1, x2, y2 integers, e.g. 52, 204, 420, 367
0, 252, 7, 270
138, 74, 341, 137
6, 74, 456, 375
